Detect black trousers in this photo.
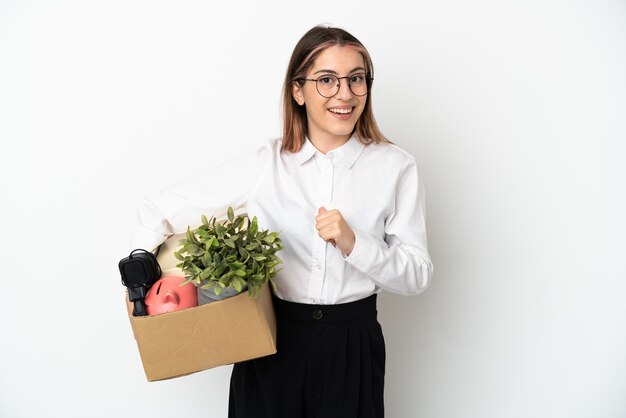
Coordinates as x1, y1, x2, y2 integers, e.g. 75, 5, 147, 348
228, 294, 385, 418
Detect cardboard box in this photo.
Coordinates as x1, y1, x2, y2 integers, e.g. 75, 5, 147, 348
126, 233, 277, 382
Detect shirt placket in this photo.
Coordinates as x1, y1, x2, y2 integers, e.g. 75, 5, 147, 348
308, 153, 334, 303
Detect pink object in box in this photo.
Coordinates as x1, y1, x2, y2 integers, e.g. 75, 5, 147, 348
145, 276, 197, 315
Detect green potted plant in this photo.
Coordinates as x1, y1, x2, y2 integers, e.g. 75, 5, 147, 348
174, 207, 283, 304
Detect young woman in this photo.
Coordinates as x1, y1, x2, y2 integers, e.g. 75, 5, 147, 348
131, 25, 433, 418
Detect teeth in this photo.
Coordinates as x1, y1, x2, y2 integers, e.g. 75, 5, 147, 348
329, 108, 352, 114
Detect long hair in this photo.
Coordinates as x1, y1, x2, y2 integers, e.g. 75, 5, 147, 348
281, 25, 391, 153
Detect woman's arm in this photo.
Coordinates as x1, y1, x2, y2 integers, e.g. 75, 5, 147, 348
129, 143, 272, 252
342, 158, 434, 295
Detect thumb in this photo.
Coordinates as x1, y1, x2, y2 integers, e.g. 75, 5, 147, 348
318, 206, 327, 215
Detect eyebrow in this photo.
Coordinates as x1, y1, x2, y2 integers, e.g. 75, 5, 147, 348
313, 66, 367, 75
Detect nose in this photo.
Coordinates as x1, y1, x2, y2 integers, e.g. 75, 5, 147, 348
335, 77, 354, 100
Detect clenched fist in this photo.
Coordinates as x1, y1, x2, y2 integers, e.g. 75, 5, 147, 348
315, 207, 356, 257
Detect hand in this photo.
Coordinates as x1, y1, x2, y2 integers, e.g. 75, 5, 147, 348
315, 207, 356, 256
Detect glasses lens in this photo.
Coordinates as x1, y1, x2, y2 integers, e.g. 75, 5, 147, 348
316, 75, 339, 98
348, 74, 368, 96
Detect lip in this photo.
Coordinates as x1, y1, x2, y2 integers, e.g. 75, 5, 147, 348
327, 106, 355, 120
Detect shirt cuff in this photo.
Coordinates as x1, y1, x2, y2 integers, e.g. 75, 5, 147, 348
341, 230, 384, 273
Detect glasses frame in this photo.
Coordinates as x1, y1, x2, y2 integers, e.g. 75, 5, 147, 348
298, 74, 373, 98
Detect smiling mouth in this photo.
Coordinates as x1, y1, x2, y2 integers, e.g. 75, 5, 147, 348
328, 107, 354, 115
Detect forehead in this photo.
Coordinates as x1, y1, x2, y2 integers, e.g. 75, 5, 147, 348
310, 45, 366, 72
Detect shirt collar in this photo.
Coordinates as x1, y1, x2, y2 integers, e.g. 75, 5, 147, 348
295, 135, 365, 169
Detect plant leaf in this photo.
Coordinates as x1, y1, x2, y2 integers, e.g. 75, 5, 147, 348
250, 216, 258, 236
200, 268, 212, 280
232, 278, 242, 292
174, 251, 185, 261
229, 261, 244, 270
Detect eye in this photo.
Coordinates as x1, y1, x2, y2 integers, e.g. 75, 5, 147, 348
318, 76, 337, 86
349, 74, 366, 84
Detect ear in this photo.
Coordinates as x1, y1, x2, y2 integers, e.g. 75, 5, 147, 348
164, 291, 180, 305
292, 81, 305, 106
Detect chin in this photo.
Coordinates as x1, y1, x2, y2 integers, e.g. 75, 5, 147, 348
332, 123, 357, 137
327, 131, 354, 141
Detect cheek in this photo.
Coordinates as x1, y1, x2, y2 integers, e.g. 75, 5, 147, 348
355, 101, 367, 118
302, 86, 321, 104
304, 97, 328, 115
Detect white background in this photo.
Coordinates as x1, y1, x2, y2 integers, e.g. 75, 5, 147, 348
1, 1, 625, 417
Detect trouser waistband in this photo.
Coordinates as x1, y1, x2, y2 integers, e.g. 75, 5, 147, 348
272, 294, 377, 323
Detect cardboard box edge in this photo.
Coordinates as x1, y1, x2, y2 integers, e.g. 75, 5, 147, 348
126, 283, 277, 382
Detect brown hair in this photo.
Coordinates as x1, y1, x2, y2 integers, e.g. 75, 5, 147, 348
281, 25, 391, 153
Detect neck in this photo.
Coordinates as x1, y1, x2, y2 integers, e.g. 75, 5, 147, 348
308, 134, 351, 155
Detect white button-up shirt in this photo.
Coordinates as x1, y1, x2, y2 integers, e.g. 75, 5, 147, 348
130, 135, 433, 304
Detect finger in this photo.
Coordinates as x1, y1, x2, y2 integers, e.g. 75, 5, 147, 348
317, 207, 335, 220
315, 217, 334, 231
318, 228, 337, 247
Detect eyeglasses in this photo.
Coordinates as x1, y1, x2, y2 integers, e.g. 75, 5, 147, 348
299, 74, 372, 98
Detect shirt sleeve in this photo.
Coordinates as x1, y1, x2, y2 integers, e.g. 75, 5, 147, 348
129, 142, 272, 252
342, 157, 433, 295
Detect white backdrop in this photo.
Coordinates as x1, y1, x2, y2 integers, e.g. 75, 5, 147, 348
1, 1, 625, 417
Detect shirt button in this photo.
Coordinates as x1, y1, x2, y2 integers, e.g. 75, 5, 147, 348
312, 309, 323, 320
